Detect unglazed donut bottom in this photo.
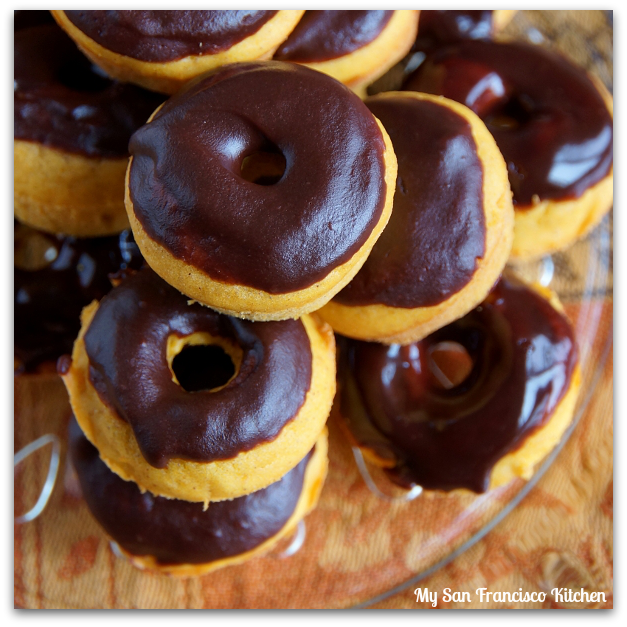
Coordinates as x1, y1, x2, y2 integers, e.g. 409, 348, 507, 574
70, 423, 328, 577
14, 141, 130, 237
318, 93, 514, 344
332, 273, 581, 493
51, 10, 305, 94
126, 61, 397, 321
62, 303, 336, 506
277, 11, 419, 95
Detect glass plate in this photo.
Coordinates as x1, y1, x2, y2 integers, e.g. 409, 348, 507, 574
14, 10, 613, 610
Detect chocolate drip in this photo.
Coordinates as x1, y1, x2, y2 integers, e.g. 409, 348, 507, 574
64, 11, 278, 62
69, 417, 313, 566
334, 95, 485, 308
274, 11, 393, 62
14, 224, 143, 374
404, 41, 613, 208
14, 24, 164, 157
129, 61, 387, 293
83, 268, 313, 467
339, 275, 578, 493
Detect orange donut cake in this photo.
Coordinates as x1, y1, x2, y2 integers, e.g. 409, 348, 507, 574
61, 268, 336, 506
274, 11, 419, 94
125, 61, 397, 321
14, 23, 163, 236
70, 416, 328, 576
336, 274, 581, 494
404, 40, 613, 259
52, 10, 305, 94
319, 92, 513, 344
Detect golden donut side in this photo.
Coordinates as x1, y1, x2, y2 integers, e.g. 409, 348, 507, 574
14, 140, 130, 237
293, 11, 420, 93
51, 10, 306, 94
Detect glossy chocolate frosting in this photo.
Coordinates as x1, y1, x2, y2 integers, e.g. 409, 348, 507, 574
404, 41, 613, 208
15, 24, 164, 158
274, 11, 393, 62
69, 417, 313, 566
64, 11, 278, 62
413, 11, 494, 51
339, 275, 578, 493
82, 268, 313, 468
129, 61, 388, 293
334, 95, 485, 308
14, 223, 143, 374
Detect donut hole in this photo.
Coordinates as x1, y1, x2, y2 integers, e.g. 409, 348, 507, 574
428, 341, 474, 390
240, 149, 286, 185
14, 223, 58, 271
167, 333, 242, 393
486, 94, 535, 130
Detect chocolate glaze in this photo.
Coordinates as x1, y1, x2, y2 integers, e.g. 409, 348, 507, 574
404, 41, 613, 208
334, 95, 485, 308
14, 224, 143, 374
69, 417, 313, 566
339, 275, 578, 493
64, 11, 278, 63
15, 24, 164, 158
83, 268, 313, 468
413, 11, 494, 51
274, 11, 393, 62
129, 61, 388, 293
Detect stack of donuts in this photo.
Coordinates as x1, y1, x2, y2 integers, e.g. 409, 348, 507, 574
14, 10, 612, 575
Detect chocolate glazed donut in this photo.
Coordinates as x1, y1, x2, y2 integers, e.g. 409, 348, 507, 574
83, 268, 313, 468
338, 275, 580, 493
69, 417, 328, 576
51, 10, 306, 94
404, 40, 613, 258
318, 92, 514, 344
14, 223, 143, 374
14, 23, 164, 237
61, 267, 336, 504
274, 11, 419, 92
126, 61, 397, 321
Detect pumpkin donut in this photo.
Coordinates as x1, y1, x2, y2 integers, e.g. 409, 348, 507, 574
273, 10, 419, 95
336, 274, 581, 494
318, 92, 513, 344
14, 23, 164, 237
69, 416, 328, 576
404, 40, 613, 259
125, 61, 397, 321
60, 268, 336, 506
51, 10, 305, 94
